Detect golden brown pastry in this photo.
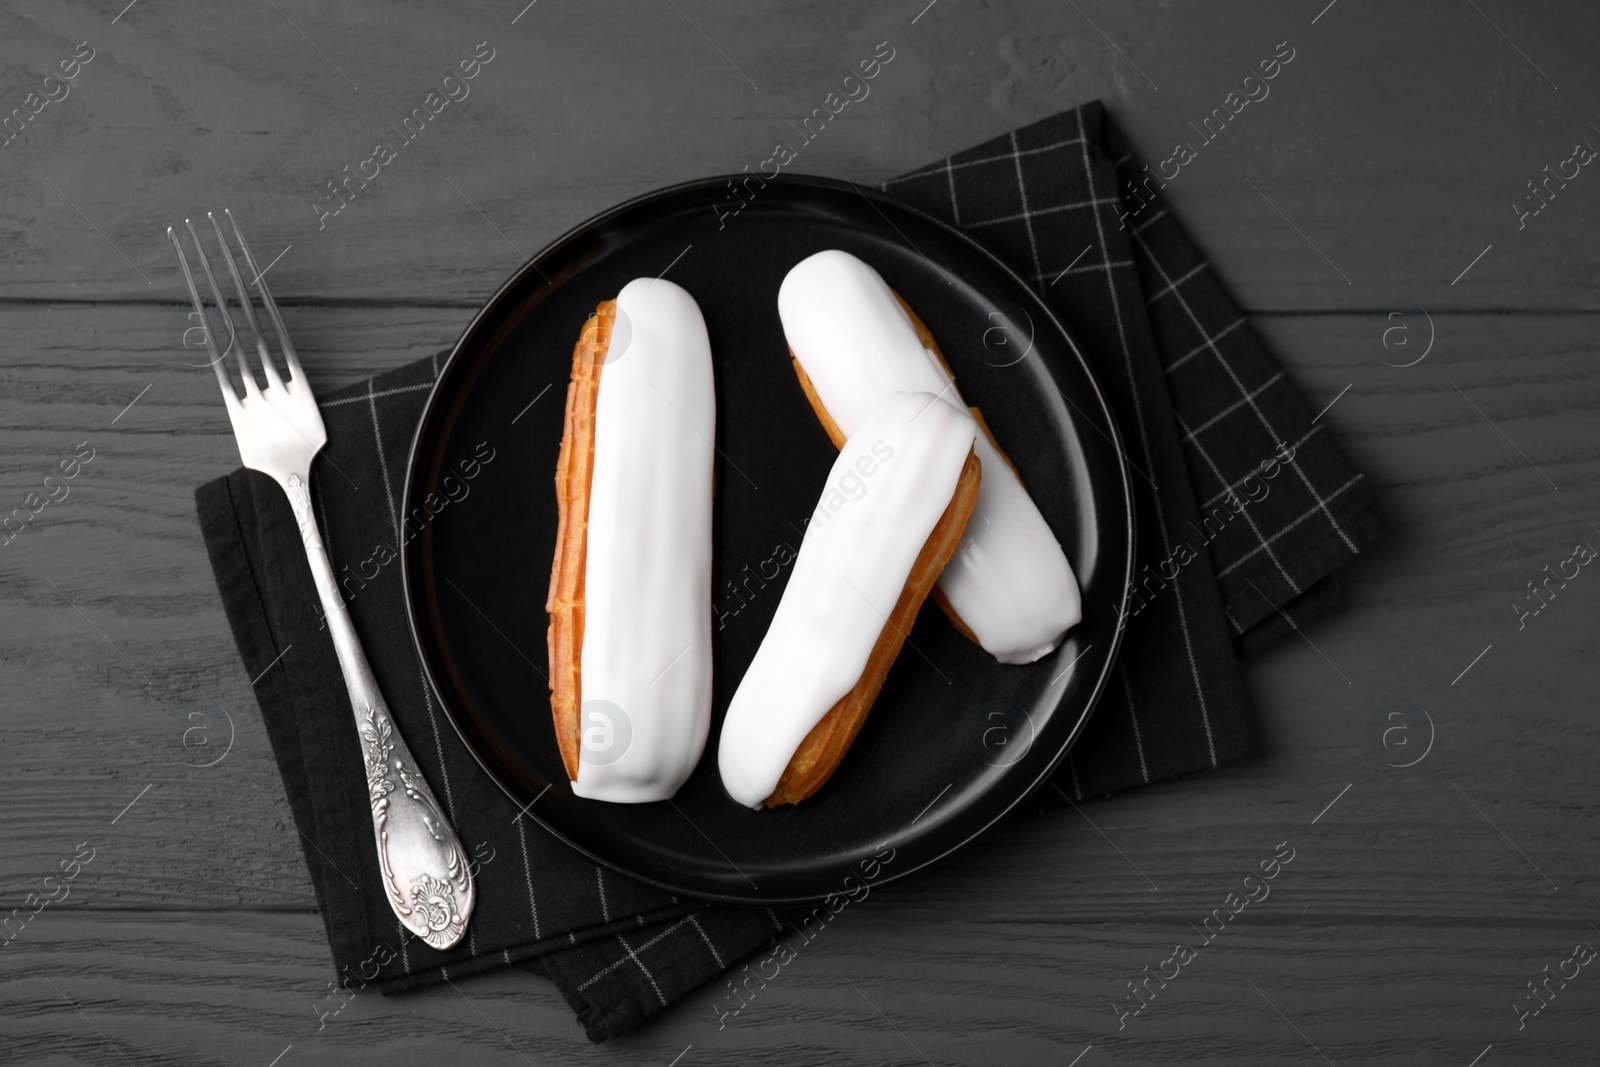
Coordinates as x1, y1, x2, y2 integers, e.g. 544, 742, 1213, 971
545, 300, 611, 781
778, 249, 1082, 666
546, 279, 716, 803
765, 448, 980, 806
717, 390, 982, 808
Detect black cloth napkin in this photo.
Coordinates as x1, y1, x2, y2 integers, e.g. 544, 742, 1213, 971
886, 101, 1387, 801
194, 100, 1386, 1043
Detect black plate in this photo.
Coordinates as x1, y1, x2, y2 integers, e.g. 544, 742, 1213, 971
402, 174, 1133, 905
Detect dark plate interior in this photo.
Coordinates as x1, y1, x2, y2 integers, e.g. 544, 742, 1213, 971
402, 174, 1133, 904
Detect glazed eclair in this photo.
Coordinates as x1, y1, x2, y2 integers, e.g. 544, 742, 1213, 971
777, 249, 1081, 665
546, 278, 716, 803
718, 391, 981, 808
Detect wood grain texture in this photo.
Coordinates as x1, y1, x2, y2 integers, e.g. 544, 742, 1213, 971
2, 0, 1599, 1062
0, 0, 1597, 308
5, 910, 1599, 1065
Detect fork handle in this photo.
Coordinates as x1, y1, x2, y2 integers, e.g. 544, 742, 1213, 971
283, 471, 475, 950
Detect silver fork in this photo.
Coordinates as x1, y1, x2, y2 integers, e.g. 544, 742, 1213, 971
169, 211, 474, 950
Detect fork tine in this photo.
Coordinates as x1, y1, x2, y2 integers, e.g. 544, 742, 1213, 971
207, 212, 284, 393
184, 218, 258, 401
225, 209, 303, 387
167, 226, 240, 410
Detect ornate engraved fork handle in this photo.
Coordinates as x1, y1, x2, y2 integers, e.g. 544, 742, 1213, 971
284, 472, 474, 950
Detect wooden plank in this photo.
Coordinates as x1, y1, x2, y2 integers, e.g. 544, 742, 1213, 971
3, 909, 1597, 1064
4, 0, 1598, 1059
0, 304, 1594, 933
0, 1, 1596, 307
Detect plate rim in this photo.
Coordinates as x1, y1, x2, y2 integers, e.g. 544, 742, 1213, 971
401, 171, 1136, 904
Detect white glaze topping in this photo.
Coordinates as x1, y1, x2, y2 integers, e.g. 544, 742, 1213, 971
576, 278, 715, 802
777, 249, 1081, 664
718, 391, 977, 809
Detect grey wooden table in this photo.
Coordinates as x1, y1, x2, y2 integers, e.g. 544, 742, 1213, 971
2, 1, 1597, 1064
